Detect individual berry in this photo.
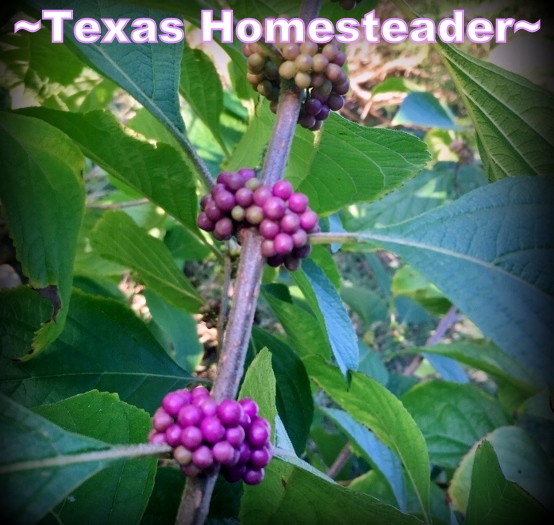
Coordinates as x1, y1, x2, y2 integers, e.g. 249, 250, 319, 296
165, 424, 183, 447
288, 193, 308, 213
327, 93, 345, 111
192, 445, 214, 470
225, 425, 246, 447
231, 205, 246, 222
239, 168, 256, 181
162, 391, 190, 416
238, 410, 252, 429
272, 180, 293, 200
312, 53, 329, 72
292, 244, 312, 259
224, 172, 245, 192
243, 468, 265, 485
291, 229, 308, 248
191, 385, 210, 399
267, 254, 285, 267
222, 464, 246, 483
217, 399, 243, 427
153, 408, 174, 432
237, 441, 251, 465
282, 43, 300, 60
245, 205, 264, 225
263, 196, 287, 220
200, 416, 226, 444
294, 72, 311, 89
181, 463, 202, 478
204, 201, 224, 222
261, 239, 277, 258
299, 114, 317, 130
214, 190, 236, 213
214, 218, 234, 240
280, 213, 300, 234
213, 441, 238, 466
300, 209, 318, 231
245, 177, 262, 191
247, 420, 271, 448
278, 60, 297, 79
197, 212, 215, 232
177, 405, 202, 427
300, 41, 318, 56
239, 398, 260, 419
304, 97, 323, 116
173, 446, 193, 466
295, 53, 313, 72
200, 194, 212, 209
316, 104, 331, 121
253, 186, 273, 206
180, 426, 203, 450
284, 255, 301, 272
149, 431, 167, 445
260, 219, 280, 239
235, 187, 254, 207
249, 447, 271, 469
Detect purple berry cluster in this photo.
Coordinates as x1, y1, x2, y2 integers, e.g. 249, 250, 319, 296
197, 169, 319, 271
149, 386, 273, 485
330, 0, 364, 10
243, 38, 349, 132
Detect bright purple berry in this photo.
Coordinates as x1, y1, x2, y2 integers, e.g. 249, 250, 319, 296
249, 447, 271, 469
280, 213, 300, 234
247, 420, 270, 448
149, 431, 167, 445
214, 190, 236, 212
253, 186, 273, 206
162, 391, 189, 416
224, 172, 245, 192
274, 233, 294, 254
225, 425, 246, 447
196, 396, 218, 417
245, 205, 264, 225
214, 218, 234, 239
263, 196, 286, 220
213, 441, 238, 466
237, 442, 251, 465
217, 399, 243, 427
291, 229, 308, 248
261, 239, 277, 258
173, 445, 193, 466
272, 180, 293, 200
180, 426, 203, 450
217, 171, 233, 185
300, 209, 318, 231
239, 168, 256, 182
288, 193, 308, 214
260, 219, 280, 239
235, 187, 254, 207
192, 445, 214, 470
178, 404, 202, 427
165, 424, 183, 447
204, 201, 224, 222
243, 468, 265, 485
212, 183, 226, 195
200, 416, 225, 444
181, 463, 202, 478
153, 408, 173, 431
222, 464, 246, 483
239, 398, 259, 419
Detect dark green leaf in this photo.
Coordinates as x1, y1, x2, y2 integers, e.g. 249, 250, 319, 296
0, 288, 193, 414
17, 107, 199, 231
437, 41, 554, 180
292, 259, 358, 376
304, 355, 431, 522
401, 381, 508, 469
352, 177, 554, 383
465, 440, 550, 525
251, 327, 313, 455
140, 467, 184, 525
91, 211, 202, 312
0, 111, 85, 356
341, 282, 389, 328
34, 390, 156, 525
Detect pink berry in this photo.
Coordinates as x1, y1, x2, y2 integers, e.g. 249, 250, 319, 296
261, 239, 277, 258
153, 408, 173, 432
239, 411, 252, 429
200, 416, 225, 444
180, 426, 203, 450
291, 229, 308, 248
192, 445, 214, 470
162, 391, 189, 416
300, 210, 318, 230
211, 183, 226, 195
223, 172, 245, 192
217, 399, 243, 427
173, 445, 193, 466
196, 396, 218, 417
178, 405, 202, 427
239, 168, 256, 182
280, 213, 300, 234
149, 431, 167, 445
197, 212, 215, 232
260, 219, 280, 239
243, 468, 265, 485
253, 186, 273, 206
214, 190, 236, 212
272, 180, 293, 200
263, 196, 286, 220
213, 441, 238, 466
204, 201, 224, 222
274, 233, 294, 254
239, 398, 259, 418
191, 385, 210, 399
235, 187, 254, 207
200, 194, 212, 209
165, 424, 183, 447
225, 425, 246, 447
214, 218, 234, 240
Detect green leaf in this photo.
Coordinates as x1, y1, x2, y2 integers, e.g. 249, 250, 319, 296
239, 348, 277, 440
449, 426, 554, 516
465, 440, 550, 525
140, 467, 184, 525
436, 41, 554, 180
351, 177, 554, 383
28, 0, 185, 135
304, 355, 431, 523
240, 452, 423, 525
17, 107, 199, 231
292, 259, 358, 377
341, 282, 389, 328
392, 92, 460, 129
180, 45, 225, 153
0, 393, 108, 524
358, 341, 389, 386
261, 284, 332, 361
0, 111, 85, 357
229, 104, 430, 215
91, 211, 202, 312
309, 245, 341, 290
34, 390, 156, 525
321, 407, 406, 511
400, 381, 508, 469
144, 290, 202, 374
0, 288, 194, 414
402, 342, 540, 397
251, 327, 313, 455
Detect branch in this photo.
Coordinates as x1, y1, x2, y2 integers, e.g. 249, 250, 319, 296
175, 2, 323, 523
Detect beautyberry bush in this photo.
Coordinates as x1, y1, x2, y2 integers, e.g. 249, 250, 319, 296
0, 1, 552, 525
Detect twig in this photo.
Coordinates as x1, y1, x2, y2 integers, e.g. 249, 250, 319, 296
216, 253, 233, 355
403, 305, 460, 376
175, 2, 323, 523
325, 442, 352, 479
